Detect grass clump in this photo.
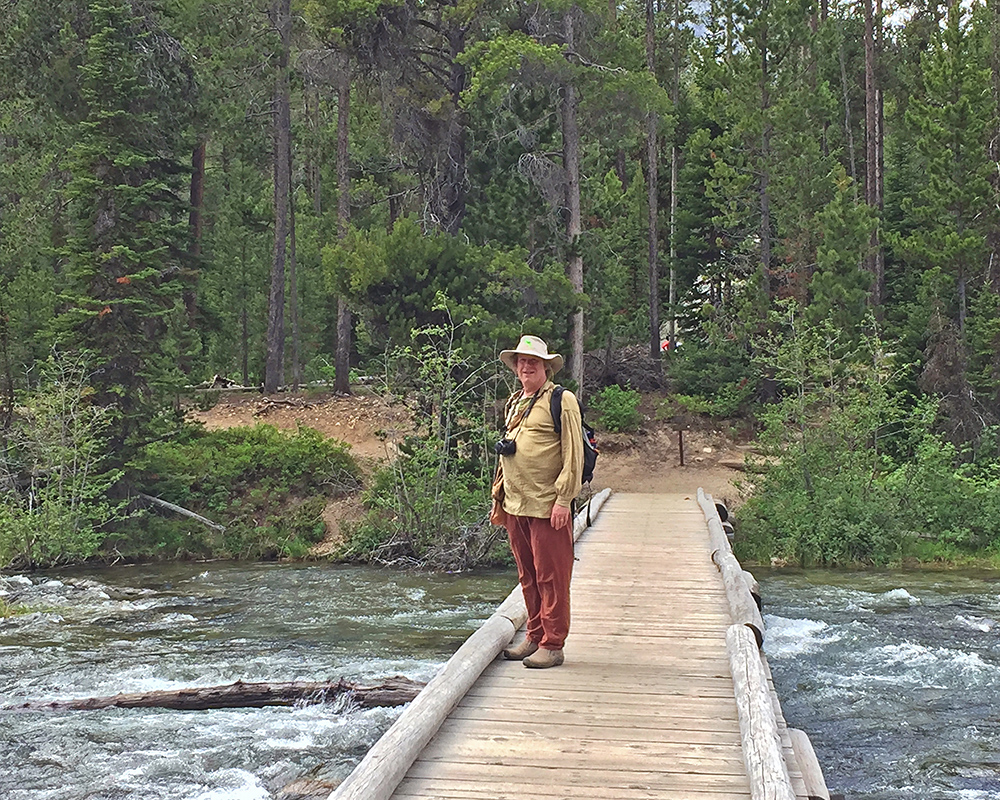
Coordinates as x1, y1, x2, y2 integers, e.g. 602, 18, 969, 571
0, 597, 30, 618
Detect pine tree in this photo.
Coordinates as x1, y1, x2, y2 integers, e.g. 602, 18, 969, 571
56, 0, 192, 451
896, 2, 994, 334
892, 3, 997, 441
697, 0, 833, 303
807, 166, 875, 333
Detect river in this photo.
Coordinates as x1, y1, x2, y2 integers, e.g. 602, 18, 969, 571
0, 562, 514, 799
3, 562, 1000, 799
759, 567, 1000, 800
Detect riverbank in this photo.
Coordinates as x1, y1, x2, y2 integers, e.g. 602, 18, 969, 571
187, 389, 749, 553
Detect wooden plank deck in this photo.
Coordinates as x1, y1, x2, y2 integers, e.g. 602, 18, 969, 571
392, 492, 754, 800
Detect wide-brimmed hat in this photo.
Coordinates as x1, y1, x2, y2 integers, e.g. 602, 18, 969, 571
499, 335, 564, 375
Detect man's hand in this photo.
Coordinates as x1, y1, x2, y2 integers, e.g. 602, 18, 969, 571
550, 502, 572, 531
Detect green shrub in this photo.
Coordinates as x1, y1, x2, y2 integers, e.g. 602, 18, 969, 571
0, 353, 124, 569
343, 435, 507, 569
736, 446, 906, 566
734, 306, 912, 566
662, 382, 753, 421
123, 424, 360, 560
591, 385, 643, 433
337, 313, 509, 570
885, 433, 1000, 550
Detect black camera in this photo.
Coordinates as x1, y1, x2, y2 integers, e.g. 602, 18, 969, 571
494, 438, 517, 456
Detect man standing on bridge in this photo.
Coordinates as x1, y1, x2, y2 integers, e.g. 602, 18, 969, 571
494, 335, 584, 669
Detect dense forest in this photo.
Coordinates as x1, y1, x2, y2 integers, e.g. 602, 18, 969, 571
1, 0, 999, 572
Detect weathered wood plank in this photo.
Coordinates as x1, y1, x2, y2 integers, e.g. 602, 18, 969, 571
394, 778, 750, 800
451, 696, 741, 722
466, 669, 739, 693
437, 715, 745, 744
420, 728, 748, 769
401, 760, 753, 790
454, 696, 742, 724
447, 706, 744, 734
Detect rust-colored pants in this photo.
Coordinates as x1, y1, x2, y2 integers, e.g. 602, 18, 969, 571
505, 514, 575, 650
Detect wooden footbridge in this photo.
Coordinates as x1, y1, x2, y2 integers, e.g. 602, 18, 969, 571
328, 490, 831, 800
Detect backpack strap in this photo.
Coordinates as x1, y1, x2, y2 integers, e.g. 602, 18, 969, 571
549, 385, 565, 434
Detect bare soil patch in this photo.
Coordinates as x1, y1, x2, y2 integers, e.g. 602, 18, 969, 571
188, 390, 412, 464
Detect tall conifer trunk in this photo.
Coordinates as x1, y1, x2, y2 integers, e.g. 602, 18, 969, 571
840, 39, 858, 188
646, 0, 660, 359
0, 291, 12, 435
289, 149, 302, 391
306, 79, 323, 216
989, 0, 1000, 407
987, 0, 1000, 292
442, 26, 468, 236
265, 0, 292, 394
335, 60, 352, 395
562, 10, 585, 396
759, 0, 773, 298
863, 0, 885, 309
186, 138, 205, 325
668, 0, 681, 349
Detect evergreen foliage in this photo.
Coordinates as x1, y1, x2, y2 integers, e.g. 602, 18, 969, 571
591, 385, 643, 433
807, 167, 875, 333
323, 218, 576, 363
55, 0, 194, 452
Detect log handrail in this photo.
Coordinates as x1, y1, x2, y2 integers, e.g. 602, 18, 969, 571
698, 488, 831, 800
697, 488, 764, 646
727, 624, 797, 800
789, 727, 832, 800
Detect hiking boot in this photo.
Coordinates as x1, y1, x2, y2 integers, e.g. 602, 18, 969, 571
523, 648, 564, 669
502, 638, 539, 660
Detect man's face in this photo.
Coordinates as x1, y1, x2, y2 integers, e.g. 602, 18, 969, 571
516, 355, 548, 394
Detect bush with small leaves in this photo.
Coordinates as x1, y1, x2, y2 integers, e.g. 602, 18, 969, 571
591, 385, 643, 433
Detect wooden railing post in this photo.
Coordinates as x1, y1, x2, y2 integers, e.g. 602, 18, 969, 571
699, 486, 832, 800
697, 488, 765, 646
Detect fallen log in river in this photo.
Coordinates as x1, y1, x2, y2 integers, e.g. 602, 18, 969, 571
7, 677, 424, 712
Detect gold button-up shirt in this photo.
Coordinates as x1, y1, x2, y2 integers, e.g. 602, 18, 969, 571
500, 380, 584, 518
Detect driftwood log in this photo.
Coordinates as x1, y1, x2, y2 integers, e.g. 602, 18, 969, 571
253, 397, 316, 416
138, 492, 226, 532
8, 677, 423, 712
